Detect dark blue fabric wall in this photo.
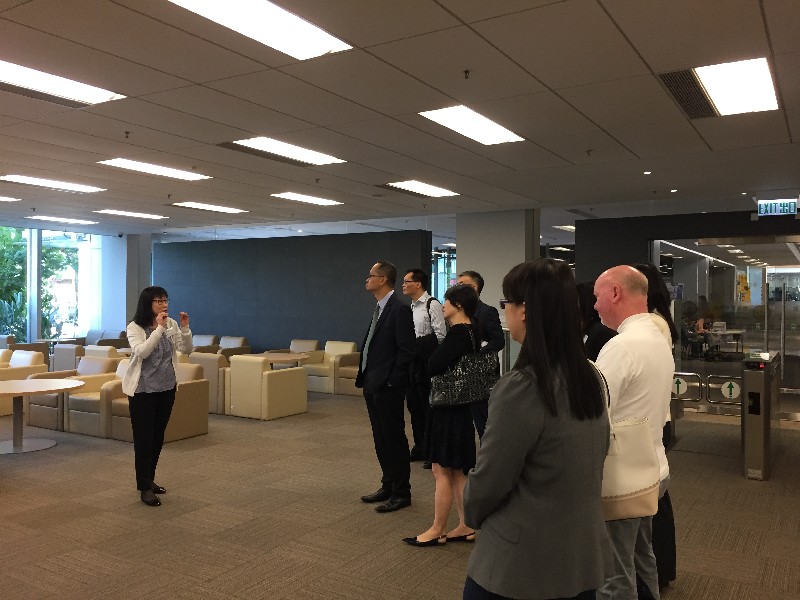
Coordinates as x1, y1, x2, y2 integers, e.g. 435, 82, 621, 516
152, 230, 431, 352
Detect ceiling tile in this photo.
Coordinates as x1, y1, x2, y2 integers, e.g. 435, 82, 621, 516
612, 122, 709, 158
764, 0, 800, 55
603, 0, 771, 72
369, 26, 546, 103
473, 0, 649, 89
205, 70, 380, 126
4, 0, 265, 82
281, 50, 450, 116
535, 128, 638, 164
775, 52, 800, 140
437, 0, 561, 23
693, 111, 791, 151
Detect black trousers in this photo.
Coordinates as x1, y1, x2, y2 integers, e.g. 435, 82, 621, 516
129, 387, 175, 491
464, 576, 594, 600
406, 358, 430, 450
364, 385, 410, 499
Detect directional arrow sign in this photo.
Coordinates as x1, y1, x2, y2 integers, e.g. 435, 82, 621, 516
673, 377, 687, 396
723, 381, 741, 400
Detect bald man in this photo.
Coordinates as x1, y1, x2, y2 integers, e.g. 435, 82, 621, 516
594, 266, 674, 600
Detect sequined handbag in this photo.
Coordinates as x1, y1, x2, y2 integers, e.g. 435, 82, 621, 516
429, 330, 499, 408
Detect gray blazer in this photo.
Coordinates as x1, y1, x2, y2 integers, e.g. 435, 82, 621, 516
464, 368, 611, 599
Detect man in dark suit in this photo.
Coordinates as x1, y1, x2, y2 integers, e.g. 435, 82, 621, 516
356, 260, 417, 513
457, 270, 505, 439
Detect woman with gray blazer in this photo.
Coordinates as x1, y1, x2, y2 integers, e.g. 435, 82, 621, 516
463, 259, 611, 600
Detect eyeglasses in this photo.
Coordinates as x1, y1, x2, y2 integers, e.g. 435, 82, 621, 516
154, 298, 169, 304
366, 274, 384, 280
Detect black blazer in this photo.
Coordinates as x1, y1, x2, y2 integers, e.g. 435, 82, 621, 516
475, 300, 505, 354
355, 293, 416, 395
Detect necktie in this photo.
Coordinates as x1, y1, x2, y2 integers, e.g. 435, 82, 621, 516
361, 303, 380, 370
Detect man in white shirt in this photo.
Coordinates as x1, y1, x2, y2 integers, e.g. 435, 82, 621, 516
594, 266, 674, 600
401, 268, 447, 465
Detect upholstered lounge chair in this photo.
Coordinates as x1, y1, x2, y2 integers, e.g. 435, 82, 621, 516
192, 334, 220, 354
218, 336, 251, 359
335, 352, 362, 396
8, 342, 51, 369
301, 341, 358, 393
0, 350, 48, 415
52, 343, 85, 371
64, 358, 129, 437
226, 355, 307, 420
24, 356, 118, 431
188, 352, 229, 414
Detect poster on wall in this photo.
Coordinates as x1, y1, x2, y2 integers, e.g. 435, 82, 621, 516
737, 272, 751, 303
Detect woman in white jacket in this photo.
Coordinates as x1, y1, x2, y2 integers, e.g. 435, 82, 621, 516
122, 286, 192, 507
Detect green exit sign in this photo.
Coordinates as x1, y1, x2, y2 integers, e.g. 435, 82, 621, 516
758, 199, 797, 216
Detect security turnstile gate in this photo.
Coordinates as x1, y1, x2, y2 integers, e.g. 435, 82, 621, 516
742, 351, 781, 480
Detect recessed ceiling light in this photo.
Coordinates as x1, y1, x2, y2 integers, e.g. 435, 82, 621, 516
386, 180, 458, 197
742, 192, 748, 195
0, 174, 105, 193
443, 243, 456, 247
694, 57, 778, 116
673, 256, 683, 259
552, 225, 576, 232
419, 105, 523, 145
0, 59, 125, 106
0, 196, 21, 202
271, 192, 342, 206
661, 253, 673, 256
229, 137, 345, 165
670, 189, 677, 193
172, 201, 247, 214
739, 255, 750, 259
728, 249, 744, 254
550, 246, 571, 252
25, 215, 98, 225
166, 0, 351, 60
717, 244, 734, 248
98, 158, 211, 180
643, 171, 652, 175
93, 209, 167, 220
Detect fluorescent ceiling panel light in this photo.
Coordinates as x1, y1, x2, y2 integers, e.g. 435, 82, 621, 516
0, 196, 21, 202
443, 243, 457, 247
231, 137, 345, 165
659, 240, 734, 267
98, 158, 211, 180
93, 209, 166, 220
728, 249, 744, 254
166, 0, 351, 60
25, 215, 98, 225
643, 171, 652, 175
173, 201, 247, 214
0, 59, 125, 106
661, 253, 673, 256
552, 225, 576, 232
670, 189, 677, 193
550, 246, 572, 252
694, 57, 778, 116
386, 180, 458, 198
717, 244, 734, 248
271, 192, 342, 206
0, 174, 105, 193
419, 105, 523, 145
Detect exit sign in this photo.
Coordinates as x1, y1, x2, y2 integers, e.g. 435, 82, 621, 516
758, 199, 797, 216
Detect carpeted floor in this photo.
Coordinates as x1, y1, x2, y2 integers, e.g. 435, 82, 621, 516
1, 394, 799, 599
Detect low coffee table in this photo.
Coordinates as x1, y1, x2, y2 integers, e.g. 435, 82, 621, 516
0, 379, 85, 454
263, 352, 309, 367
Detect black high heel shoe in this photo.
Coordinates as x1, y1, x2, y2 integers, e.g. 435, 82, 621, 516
141, 489, 161, 507
402, 535, 446, 547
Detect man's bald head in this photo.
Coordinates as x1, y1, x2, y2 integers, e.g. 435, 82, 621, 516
593, 265, 649, 330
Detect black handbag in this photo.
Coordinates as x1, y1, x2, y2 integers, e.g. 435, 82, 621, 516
429, 329, 499, 408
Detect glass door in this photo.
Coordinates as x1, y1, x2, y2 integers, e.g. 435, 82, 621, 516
766, 270, 800, 391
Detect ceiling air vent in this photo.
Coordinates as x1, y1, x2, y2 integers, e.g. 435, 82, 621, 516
659, 69, 716, 119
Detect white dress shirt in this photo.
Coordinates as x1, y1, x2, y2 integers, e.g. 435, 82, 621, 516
410, 292, 447, 342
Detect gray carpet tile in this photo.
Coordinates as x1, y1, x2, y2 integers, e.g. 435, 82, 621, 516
3, 395, 800, 599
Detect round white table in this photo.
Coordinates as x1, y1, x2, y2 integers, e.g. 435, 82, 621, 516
0, 379, 85, 454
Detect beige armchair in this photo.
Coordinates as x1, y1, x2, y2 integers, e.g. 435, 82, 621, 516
267, 339, 319, 369
53, 343, 85, 371
302, 341, 358, 393
226, 355, 307, 420
64, 358, 128, 437
192, 334, 220, 354
0, 348, 12, 366
108, 362, 209, 443
24, 356, 118, 431
335, 352, 362, 396
0, 351, 48, 416
81, 329, 126, 346
8, 342, 50, 368
218, 336, 251, 359
84, 345, 126, 366
189, 352, 229, 414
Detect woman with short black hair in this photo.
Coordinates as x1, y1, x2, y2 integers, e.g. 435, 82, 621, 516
122, 286, 192, 507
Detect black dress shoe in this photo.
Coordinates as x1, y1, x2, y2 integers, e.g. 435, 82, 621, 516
375, 497, 411, 513
361, 488, 392, 503
151, 484, 167, 494
140, 490, 161, 507
409, 446, 424, 461
403, 535, 446, 547
423, 461, 432, 470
